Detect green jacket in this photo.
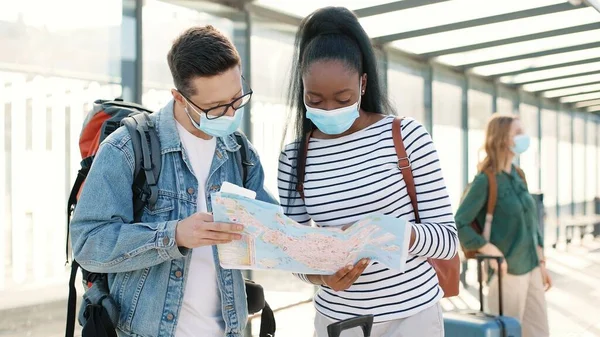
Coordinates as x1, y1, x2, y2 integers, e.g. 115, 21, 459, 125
455, 165, 543, 275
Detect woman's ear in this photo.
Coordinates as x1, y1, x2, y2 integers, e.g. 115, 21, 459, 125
361, 73, 367, 96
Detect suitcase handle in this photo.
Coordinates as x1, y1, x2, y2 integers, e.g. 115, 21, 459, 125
475, 254, 504, 316
327, 315, 373, 337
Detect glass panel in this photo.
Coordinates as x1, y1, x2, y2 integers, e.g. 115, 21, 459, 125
437, 29, 600, 67
575, 99, 600, 108
520, 104, 540, 192
254, 0, 394, 19
391, 8, 600, 55
523, 73, 600, 92
387, 62, 425, 122
597, 122, 600, 198
467, 89, 491, 182
0, 0, 123, 292
543, 83, 600, 98
432, 80, 464, 211
586, 119, 598, 213
249, 15, 317, 318
472, 47, 600, 77
361, 0, 565, 39
497, 97, 513, 114
558, 112, 572, 217
540, 109, 558, 243
500, 61, 600, 85
142, 0, 235, 111
561, 92, 600, 103
573, 116, 586, 215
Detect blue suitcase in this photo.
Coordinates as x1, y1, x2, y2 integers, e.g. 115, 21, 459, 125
444, 255, 521, 337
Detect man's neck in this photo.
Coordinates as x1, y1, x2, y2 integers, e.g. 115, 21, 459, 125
173, 101, 213, 140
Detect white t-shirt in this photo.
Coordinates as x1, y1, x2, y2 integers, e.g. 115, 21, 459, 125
174, 122, 224, 337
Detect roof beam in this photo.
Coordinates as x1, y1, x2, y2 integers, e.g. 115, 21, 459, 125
532, 80, 600, 93
372, 2, 585, 44
587, 105, 600, 112
422, 23, 600, 58
245, 3, 302, 26
490, 57, 600, 78
353, 0, 450, 18
549, 87, 600, 99
460, 41, 600, 69
510, 70, 600, 86
572, 97, 600, 107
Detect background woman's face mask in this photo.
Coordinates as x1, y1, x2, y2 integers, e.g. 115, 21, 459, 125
511, 134, 530, 155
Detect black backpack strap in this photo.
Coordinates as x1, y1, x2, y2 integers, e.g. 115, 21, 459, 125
65, 260, 80, 337
121, 112, 161, 221
81, 304, 118, 337
234, 132, 253, 188
259, 302, 276, 337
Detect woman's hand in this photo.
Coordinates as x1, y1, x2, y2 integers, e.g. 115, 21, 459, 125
540, 263, 552, 292
478, 243, 508, 275
308, 258, 370, 292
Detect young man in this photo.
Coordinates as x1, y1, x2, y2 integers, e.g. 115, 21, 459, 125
70, 25, 275, 337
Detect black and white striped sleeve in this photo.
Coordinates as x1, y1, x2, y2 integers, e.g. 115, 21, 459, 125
402, 119, 458, 260
278, 149, 313, 283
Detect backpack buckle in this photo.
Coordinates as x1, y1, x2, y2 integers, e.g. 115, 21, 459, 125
397, 156, 411, 170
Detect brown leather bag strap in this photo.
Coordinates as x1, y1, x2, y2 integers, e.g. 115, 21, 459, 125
392, 117, 420, 223
483, 170, 497, 215
295, 132, 312, 200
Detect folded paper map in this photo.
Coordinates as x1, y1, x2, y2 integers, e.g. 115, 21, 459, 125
211, 192, 411, 275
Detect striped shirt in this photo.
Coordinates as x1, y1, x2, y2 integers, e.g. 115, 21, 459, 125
277, 116, 458, 323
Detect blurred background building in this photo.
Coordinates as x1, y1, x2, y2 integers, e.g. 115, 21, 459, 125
1, 0, 600, 336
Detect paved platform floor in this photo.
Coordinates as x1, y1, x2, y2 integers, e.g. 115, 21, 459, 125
2, 238, 599, 337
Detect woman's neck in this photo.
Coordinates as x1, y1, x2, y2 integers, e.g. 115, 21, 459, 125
503, 154, 514, 173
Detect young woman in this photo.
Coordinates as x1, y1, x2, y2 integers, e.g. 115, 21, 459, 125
277, 7, 458, 337
455, 113, 551, 337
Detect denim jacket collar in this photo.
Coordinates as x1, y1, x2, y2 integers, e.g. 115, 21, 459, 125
154, 100, 242, 155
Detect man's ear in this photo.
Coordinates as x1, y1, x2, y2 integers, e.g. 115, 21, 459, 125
171, 89, 186, 107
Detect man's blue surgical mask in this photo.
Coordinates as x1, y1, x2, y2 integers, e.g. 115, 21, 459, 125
511, 134, 530, 155
305, 87, 361, 135
185, 104, 244, 138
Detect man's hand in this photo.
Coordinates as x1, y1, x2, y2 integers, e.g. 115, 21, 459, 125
540, 263, 552, 292
478, 243, 508, 275
175, 212, 244, 248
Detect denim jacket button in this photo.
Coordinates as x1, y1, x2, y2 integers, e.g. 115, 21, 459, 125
163, 237, 170, 246
187, 187, 194, 195
175, 270, 182, 278
166, 313, 174, 321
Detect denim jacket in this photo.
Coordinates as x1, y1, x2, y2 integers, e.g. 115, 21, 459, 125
70, 100, 276, 337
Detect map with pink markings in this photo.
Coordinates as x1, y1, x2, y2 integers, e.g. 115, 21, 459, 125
211, 192, 411, 275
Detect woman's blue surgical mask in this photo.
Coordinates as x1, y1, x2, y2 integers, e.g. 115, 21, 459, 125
511, 134, 530, 155
185, 104, 244, 138
305, 89, 361, 135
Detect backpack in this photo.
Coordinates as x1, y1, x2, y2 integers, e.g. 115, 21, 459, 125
65, 99, 275, 337
296, 117, 460, 298
459, 167, 527, 259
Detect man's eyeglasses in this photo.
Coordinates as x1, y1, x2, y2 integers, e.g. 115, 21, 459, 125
180, 81, 253, 120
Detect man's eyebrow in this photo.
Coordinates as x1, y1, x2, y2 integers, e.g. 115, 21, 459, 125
202, 88, 243, 106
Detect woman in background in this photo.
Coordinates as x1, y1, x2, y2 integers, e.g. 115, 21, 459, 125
455, 113, 551, 337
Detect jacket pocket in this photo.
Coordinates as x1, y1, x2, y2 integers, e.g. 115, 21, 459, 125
114, 267, 151, 332
142, 197, 174, 222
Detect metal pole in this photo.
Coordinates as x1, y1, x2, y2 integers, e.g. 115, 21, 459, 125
120, 0, 143, 103
460, 76, 469, 289
424, 65, 433, 135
